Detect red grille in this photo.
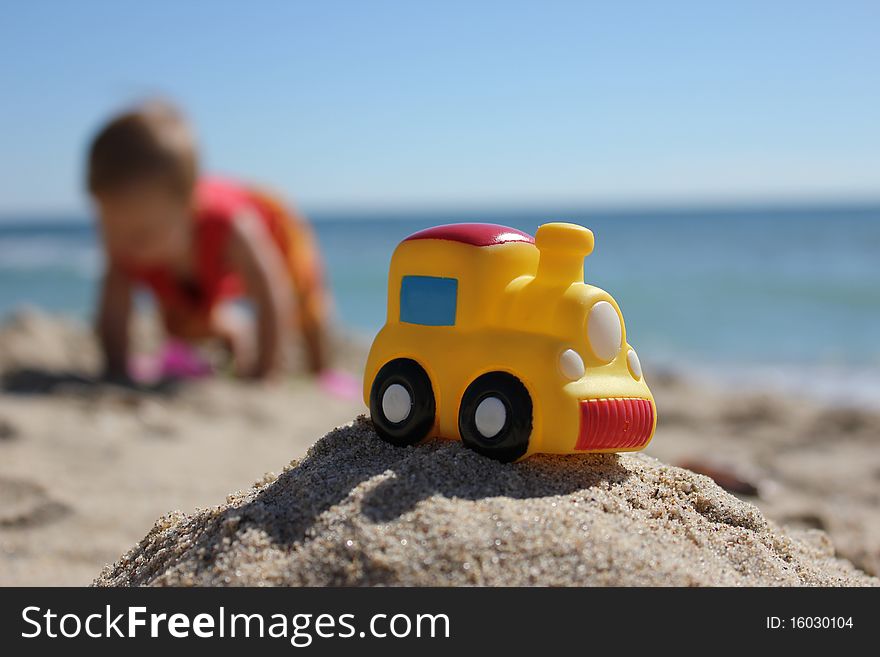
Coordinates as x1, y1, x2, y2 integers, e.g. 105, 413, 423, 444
576, 398, 655, 451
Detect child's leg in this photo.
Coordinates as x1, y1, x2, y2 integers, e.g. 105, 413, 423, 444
161, 302, 255, 374
210, 303, 257, 375
248, 189, 332, 374
161, 304, 213, 341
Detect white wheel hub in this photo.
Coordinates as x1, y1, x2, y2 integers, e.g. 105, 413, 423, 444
475, 396, 507, 438
382, 383, 412, 423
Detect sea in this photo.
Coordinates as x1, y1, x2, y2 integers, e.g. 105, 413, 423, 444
1, 204, 879, 406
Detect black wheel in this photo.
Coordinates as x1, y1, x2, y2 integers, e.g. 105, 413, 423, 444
369, 358, 436, 446
458, 371, 533, 462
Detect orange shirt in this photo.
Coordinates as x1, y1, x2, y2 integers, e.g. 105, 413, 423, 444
125, 177, 294, 319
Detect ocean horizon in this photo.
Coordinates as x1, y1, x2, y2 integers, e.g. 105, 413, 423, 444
2, 202, 879, 406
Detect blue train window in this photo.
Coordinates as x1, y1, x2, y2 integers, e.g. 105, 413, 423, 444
399, 275, 458, 326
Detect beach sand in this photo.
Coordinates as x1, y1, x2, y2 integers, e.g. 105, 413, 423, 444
0, 310, 366, 586
95, 419, 873, 586
1, 310, 878, 585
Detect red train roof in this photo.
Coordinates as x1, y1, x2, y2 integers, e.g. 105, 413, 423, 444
403, 223, 535, 247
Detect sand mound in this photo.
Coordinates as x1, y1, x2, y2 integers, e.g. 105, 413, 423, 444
95, 419, 875, 587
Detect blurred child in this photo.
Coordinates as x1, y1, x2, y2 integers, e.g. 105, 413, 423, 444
87, 101, 329, 381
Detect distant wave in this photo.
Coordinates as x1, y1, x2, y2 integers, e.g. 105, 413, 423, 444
665, 359, 880, 411
0, 238, 100, 278
1, 206, 878, 390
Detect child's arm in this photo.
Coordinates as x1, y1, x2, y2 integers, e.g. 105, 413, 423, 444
96, 263, 133, 381
225, 214, 293, 379
285, 217, 328, 374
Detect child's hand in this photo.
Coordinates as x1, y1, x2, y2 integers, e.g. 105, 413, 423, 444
96, 263, 133, 382
225, 213, 293, 380
210, 304, 265, 379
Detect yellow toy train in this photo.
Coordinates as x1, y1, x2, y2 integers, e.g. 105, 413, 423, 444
363, 222, 656, 462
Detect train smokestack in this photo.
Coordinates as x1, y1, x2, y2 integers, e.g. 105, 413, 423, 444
534, 222, 594, 286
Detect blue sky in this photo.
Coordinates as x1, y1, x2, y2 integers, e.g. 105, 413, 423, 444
1, 0, 878, 216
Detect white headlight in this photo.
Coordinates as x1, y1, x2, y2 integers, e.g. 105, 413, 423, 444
627, 348, 642, 380
587, 301, 622, 362
559, 348, 585, 380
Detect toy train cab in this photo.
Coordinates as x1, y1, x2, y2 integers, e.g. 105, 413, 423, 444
363, 222, 656, 462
